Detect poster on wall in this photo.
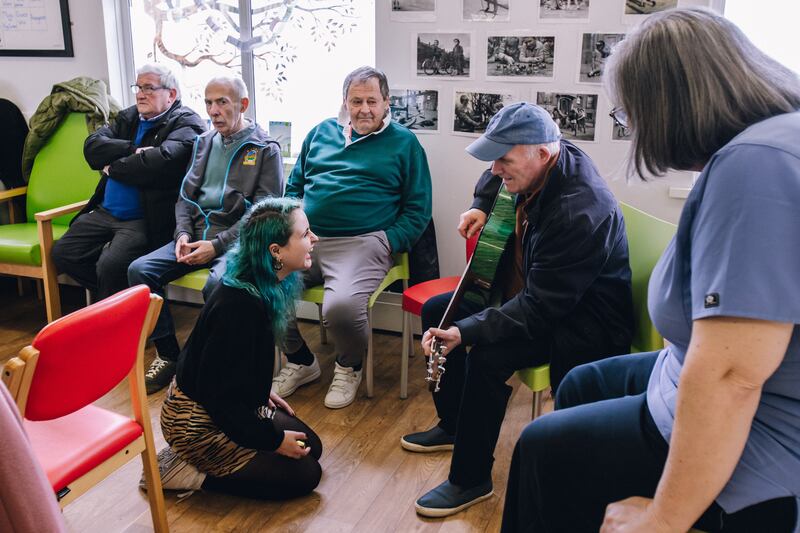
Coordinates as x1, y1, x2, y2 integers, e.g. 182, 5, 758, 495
391, 0, 436, 22
0, 0, 74, 57
486, 34, 555, 82
609, 108, 632, 142
611, 120, 632, 142
415, 32, 473, 80
536, 92, 598, 142
462, 0, 510, 22
577, 33, 625, 83
623, 0, 677, 17
268, 121, 292, 158
453, 90, 515, 136
538, 0, 590, 23
390, 89, 439, 133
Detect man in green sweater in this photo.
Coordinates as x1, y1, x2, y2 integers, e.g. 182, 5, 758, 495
275, 66, 432, 409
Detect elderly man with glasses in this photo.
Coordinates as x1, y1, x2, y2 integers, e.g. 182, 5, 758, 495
128, 76, 284, 394
52, 63, 206, 305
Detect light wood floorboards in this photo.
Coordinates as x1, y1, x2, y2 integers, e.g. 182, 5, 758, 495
0, 279, 553, 533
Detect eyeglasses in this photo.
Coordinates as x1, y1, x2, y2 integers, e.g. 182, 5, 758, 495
609, 106, 628, 128
130, 84, 168, 95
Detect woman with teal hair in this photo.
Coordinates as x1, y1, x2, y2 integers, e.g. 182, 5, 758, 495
154, 197, 322, 499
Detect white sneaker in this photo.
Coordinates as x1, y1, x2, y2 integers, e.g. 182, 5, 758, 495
324, 362, 363, 409
272, 358, 321, 397
140, 447, 206, 494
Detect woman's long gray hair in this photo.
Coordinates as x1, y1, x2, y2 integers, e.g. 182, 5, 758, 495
605, 7, 800, 178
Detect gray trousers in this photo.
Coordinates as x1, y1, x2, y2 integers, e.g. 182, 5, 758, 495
284, 230, 393, 368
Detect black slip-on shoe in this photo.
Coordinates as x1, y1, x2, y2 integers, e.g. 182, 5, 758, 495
400, 426, 455, 452
415, 479, 493, 518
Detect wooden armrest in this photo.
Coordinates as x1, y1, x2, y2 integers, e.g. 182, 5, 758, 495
2, 356, 26, 399
35, 200, 88, 222
0, 186, 27, 202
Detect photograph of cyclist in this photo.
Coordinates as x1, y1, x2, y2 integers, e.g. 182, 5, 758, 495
578, 33, 625, 83
487, 35, 555, 81
535, 91, 598, 142
462, 0, 510, 22
538, 0, 590, 21
452, 90, 514, 136
416, 33, 472, 78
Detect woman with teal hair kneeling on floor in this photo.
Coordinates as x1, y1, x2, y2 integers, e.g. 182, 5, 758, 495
152, 197, 322, 499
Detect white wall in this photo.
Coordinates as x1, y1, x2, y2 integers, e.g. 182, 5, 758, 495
0, 0, 110, 119
376, 0, 714, 278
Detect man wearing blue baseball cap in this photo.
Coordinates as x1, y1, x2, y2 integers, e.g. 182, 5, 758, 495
402, 102, 634, 517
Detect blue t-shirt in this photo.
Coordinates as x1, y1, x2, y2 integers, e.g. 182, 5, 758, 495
646, 112, 800, 518
102, 117, 160, 220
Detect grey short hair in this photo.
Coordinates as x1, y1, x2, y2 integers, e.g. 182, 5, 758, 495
206, 76, 249, 100
342, 66, 389, 101
605, 7, 800, 178
136, 63, 180, 96
525, 141, 560, 160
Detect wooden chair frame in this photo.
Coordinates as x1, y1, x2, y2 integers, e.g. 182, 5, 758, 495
297, 252, 411, 398
0, 185, 88, 322
1, 294, 169, 532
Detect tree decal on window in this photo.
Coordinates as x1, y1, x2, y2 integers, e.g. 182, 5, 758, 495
143, 0, 357, 100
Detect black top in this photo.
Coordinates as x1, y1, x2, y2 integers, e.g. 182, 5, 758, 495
457, 140, 634, 387
176, 284, 283, 451
80, 100, 207, 248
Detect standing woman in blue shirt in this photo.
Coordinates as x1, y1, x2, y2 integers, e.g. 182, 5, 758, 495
501, 7, 800, 533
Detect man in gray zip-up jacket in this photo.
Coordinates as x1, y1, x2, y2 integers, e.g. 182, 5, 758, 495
129, 76, 284, 394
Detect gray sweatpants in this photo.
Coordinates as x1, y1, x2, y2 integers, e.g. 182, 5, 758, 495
284, 230, 394, 368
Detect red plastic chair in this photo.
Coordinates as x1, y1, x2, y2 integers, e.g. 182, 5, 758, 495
400, 233, 478, 398
1, 285, 168, 532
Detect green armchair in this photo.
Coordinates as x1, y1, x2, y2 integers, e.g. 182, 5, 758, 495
0, 113, 100, 322
517, 202, 677, 419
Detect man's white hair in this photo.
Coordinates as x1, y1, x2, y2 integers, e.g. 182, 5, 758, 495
526, 140, 561, 159
136, 63, 180, 97
206, 76, 249, 100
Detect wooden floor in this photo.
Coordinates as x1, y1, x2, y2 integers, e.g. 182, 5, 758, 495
0, 278, 553, 533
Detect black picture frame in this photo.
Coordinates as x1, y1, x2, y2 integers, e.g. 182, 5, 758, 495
0, 0, 74, 57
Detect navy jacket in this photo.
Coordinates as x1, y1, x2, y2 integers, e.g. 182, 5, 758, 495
81, 100, 207, 248
455, 140, 634, 387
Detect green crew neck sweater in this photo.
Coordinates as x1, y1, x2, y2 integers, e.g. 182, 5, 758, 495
285, 118, 432, 252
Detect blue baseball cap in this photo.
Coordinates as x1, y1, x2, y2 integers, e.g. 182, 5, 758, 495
466, 102, 561, 161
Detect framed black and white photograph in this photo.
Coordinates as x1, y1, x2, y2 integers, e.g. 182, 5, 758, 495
578, 33, 624, 83
416, 32, 472, 80
268, 121, 293, 157
624, 0, 677, 16
536, 92, 598, 142
463, 0, 510, 22
0, 0, 74, 57
390, 89, 439, 133
391, 0, 436, 22
538, 0, 590, 22
487, 35, 555, 82
453, 90, 515, 136
610, 118, 632, 141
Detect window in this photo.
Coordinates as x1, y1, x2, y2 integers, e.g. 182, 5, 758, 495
126, 0, 375, 157
725, 0, 799, 74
